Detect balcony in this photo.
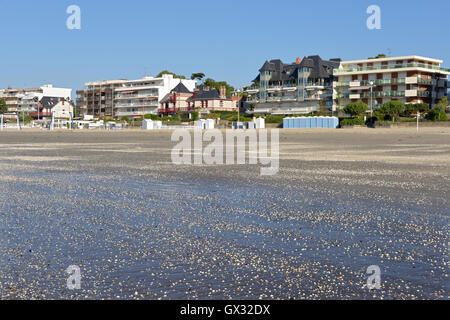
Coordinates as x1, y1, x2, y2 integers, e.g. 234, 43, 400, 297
116, 83, 163, 91
418, 78, 433, 85
417, 91, 430, 97
246, 87, 259, 93
265, 95, 297, 102
115, 101, 159, 108
335, 63, 450, 74
405, 90, 430, 98
159, 108, 177, 115
335, 78, 407, 87
158, 107, 195, 115
260, 84, 297, 91
115, 111, 145, 117
115, 94, 158, 100
280, 96, 297, 101
29, 112, 53, 117
338, 91, 409, 99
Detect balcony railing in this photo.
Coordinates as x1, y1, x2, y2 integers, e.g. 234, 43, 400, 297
116, 101, 159, 108
29, 112, 53, 117
417, 78, 433, 85
115, 94, 158, 100
337, 90, 429, 99
335, 78, 407, 87
335, 63, 450, 74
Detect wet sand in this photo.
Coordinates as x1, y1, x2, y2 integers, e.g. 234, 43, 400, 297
0, 128, 449, 299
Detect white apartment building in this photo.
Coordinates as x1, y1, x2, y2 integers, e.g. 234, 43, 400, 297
77, 75, 196, 119
334, 56, 450, 110
0, 85, 72, 114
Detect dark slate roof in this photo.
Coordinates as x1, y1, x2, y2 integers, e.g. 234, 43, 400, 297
159, 93, 171, 104
254, 55, 340, 82
187, 88, 224, 101
259, 60, 277, 72
160, 83, 194, 103
40, 97, 62, 108
171, 82, 192, 94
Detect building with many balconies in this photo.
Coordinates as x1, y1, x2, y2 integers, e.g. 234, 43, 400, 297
76, 74, 196, 119
334, 56, 450, 110
245, 56, 341, 115
76, 80, 125, 118
0, 85, 72, 115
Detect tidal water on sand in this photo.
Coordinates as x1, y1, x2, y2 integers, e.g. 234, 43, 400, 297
1, 166, 448, 299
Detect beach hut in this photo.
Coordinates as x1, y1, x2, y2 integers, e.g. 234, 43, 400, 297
255, 118, 265, 129
283, 116, 339, 129
142, 119, 162, 130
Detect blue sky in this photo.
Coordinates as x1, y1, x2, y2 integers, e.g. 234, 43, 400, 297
0, 0, 448, 97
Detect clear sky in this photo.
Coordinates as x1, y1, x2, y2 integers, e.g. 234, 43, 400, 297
0, 0, 448, 97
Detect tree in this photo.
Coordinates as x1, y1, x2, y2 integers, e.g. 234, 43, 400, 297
437, 96, 448, 109
24, 115, 34, 123
403, 103, 429, 116
0, 98, 7, 114
403, 104, 419, 116
191, 111, 199, 121
156, 70, 186, 79
369, 53, 387, 59
191, 73, 205, 81
343, 102, 368, 117
380, 101, 405, 123
426, 97, 448, 121
143, 114, 160, 120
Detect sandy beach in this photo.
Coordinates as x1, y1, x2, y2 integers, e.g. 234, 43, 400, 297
0, 127, 449, 299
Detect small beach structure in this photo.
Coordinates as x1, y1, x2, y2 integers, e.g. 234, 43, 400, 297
142, 119, 163, 130
195, 119, 215, 130
283, 116, 339, 129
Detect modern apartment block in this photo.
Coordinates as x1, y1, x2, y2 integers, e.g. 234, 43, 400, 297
76, 75, 196, 119
76, 80, 125, 118
245, 56, 340, 115
0, 85, 72, 114
334, 56, 450, 110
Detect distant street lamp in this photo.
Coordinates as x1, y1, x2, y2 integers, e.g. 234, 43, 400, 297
369, 80, 374, 118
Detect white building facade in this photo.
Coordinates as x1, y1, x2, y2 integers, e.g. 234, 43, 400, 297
334, 56, 450, 110
114, 75, 196, 118
0, 85, 72, 114
77, 75, 196, 119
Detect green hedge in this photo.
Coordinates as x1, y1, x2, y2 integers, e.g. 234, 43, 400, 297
340, 118, 366, 126
265, 116, 285, 124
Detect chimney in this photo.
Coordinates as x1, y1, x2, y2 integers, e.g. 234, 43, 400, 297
220, 86, 226, 99
296, 57, 301, 64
